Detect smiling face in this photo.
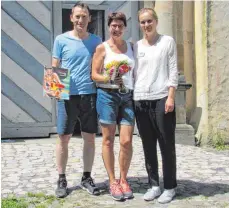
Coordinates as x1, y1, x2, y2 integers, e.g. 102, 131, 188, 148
46, 68, 53, 76
109, 19, 126, 39
139, 10, 158, 37
70, 6, 91, 33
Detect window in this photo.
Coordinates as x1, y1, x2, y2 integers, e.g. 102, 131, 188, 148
62, 9, 105, 40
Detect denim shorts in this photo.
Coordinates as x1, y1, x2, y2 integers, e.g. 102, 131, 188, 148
96, 88, 135, 126
57, 94, 97, 135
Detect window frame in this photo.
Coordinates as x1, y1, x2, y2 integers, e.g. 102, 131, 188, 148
61, 3, 109, 40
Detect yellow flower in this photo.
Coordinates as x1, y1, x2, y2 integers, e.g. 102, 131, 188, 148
105, 61, 119, 69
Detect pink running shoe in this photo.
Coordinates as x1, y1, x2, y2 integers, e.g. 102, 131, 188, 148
120, 179, 134, 199
110, 180, 124, 201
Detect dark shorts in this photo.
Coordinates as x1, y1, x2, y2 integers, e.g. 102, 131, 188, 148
57, 94, 97, 135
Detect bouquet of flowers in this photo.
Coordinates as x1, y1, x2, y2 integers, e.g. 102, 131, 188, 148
103, 60, 131, 93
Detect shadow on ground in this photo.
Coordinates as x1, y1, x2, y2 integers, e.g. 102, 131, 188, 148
67, 177, 229, 199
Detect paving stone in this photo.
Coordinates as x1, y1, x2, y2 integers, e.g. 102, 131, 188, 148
3, 177, 20, 182
37, 183, 51, 188
1, 189, 13, 194
1, 136, 229, 208
31, 178, 46, 183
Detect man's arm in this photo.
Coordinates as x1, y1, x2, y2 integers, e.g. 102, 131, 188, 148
52, 58, 60, 68
52, 36, 62, 68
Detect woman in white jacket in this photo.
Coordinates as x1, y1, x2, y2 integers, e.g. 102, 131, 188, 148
133, 8, 178, 204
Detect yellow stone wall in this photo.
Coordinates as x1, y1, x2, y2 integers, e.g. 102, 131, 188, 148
143, 1, 229, 144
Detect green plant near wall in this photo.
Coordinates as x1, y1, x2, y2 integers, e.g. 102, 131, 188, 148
1, 197, 28, 208
1, 193, 65, 208
211, 131, 229, 150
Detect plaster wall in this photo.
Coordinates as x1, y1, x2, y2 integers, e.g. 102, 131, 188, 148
207, 1, 229, 143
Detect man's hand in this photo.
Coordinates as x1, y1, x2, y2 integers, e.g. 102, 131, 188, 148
165, 97, 175, 114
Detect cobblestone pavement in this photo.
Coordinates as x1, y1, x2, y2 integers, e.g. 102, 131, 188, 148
1, 135, 229, 208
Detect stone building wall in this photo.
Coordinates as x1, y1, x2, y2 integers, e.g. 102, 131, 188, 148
175, 1, 184, 74
207, 1, 229, 143
142, 1, 229, 145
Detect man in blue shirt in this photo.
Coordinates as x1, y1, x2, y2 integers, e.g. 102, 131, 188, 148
52, 3, 101, 198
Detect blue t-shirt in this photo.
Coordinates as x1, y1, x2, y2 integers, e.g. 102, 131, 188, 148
52, 32, 101, 95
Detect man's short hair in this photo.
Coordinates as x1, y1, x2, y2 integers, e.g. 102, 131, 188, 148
72, 3, 91, 15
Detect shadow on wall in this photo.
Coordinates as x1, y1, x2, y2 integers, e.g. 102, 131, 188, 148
190, 107, 202, 131
189, 107, 202, 145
